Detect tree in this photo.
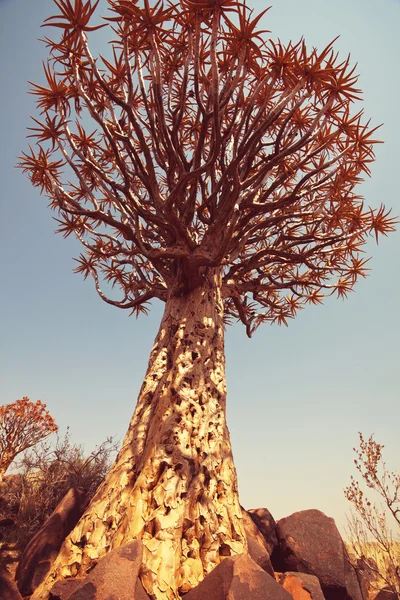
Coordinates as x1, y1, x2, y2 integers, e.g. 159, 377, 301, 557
0, 397, 58, 482
345, 433, 400, 598
18, 0, 396, 597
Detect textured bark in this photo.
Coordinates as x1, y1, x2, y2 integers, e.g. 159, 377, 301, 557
32, 268, 247, 600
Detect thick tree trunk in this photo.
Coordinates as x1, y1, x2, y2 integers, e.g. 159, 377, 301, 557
32, 268, 247, 600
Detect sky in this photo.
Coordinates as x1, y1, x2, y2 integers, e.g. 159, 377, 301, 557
0, 0, 399, 535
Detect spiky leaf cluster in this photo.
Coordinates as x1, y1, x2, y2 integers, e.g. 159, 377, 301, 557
19, 0, 396, 334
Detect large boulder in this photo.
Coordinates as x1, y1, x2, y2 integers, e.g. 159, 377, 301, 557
279, 572, 326, 600
49, 540, 149, 600
16, 487, 88, 596
184, 553, 292, 600
271, 509, 364, 600
0, 566, 24, 600
242, 508, 274, 576
248, 507, 278, 556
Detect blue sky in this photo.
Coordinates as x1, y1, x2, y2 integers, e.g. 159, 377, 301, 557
0, 0, 399, 534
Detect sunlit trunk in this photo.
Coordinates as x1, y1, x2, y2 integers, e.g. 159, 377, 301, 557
33, 268, 247, 600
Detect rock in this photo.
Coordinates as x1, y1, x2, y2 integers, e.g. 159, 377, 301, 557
0, 566, 24, 600
49, 540, 149, 600
16, 487, 88, 596
184, 553, 292, 600
344, 552, 364, 600
241, 507, 274, 576
280, 572, 326, 600
352, 555, 379, 599
374, 588, 398, 600
272, 509, 364, 600
248, 507, 278, 556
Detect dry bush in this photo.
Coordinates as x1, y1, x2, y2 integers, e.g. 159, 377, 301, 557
346, 539, 400, 597
345, 433, 400, 598
0, 429, 118, 548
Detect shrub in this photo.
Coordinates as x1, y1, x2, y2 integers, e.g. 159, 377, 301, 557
345, 433, 400, 598
0, 429, 118, 548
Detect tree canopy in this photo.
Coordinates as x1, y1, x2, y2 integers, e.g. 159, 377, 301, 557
18, 0, 396, 335
0, 397, 58, 479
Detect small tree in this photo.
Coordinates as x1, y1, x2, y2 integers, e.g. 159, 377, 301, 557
345, 433, 400, 598
0, 398, 58, 482
18, 0, 396, 597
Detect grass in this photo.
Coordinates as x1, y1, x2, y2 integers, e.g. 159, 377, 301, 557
345, 541, 400, 597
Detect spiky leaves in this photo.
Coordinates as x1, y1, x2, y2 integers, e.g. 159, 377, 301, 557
19, 0, 396, 331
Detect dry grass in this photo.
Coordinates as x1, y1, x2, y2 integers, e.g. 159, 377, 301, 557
346, 541, 400, 597
0, 432, 118, 549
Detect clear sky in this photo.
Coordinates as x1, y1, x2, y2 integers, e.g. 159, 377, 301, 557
0, 0, 399, 535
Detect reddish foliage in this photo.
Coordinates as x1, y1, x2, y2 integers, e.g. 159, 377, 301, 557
0, 398, 58, 479
18, 0, 396, 334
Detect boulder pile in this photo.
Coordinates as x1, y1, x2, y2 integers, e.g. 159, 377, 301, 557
3, 490, 375, 600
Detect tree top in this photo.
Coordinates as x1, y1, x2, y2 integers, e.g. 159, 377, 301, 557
18, 0, 396, 335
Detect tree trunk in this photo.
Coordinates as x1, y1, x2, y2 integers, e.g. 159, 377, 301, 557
0, 453, 15, 483
32, 268, 247, 600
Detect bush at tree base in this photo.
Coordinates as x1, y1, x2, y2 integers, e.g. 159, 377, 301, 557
0, 430, 118, 549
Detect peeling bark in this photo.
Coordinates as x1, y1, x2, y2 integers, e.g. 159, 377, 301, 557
32, 268, 247, 600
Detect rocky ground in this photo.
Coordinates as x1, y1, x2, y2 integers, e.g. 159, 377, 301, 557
0, 497, 398, 600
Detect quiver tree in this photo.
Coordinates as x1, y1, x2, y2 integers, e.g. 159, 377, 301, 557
0, 397, 58, 482
18, 0, 396, 598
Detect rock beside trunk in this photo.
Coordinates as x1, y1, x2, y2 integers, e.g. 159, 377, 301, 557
48, 540, 149, 600
271, 509, 364, 600
16, 487, 88, 596
183, 553, 292, 600
242, 507, 274, 576
248, 507, 278, 556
